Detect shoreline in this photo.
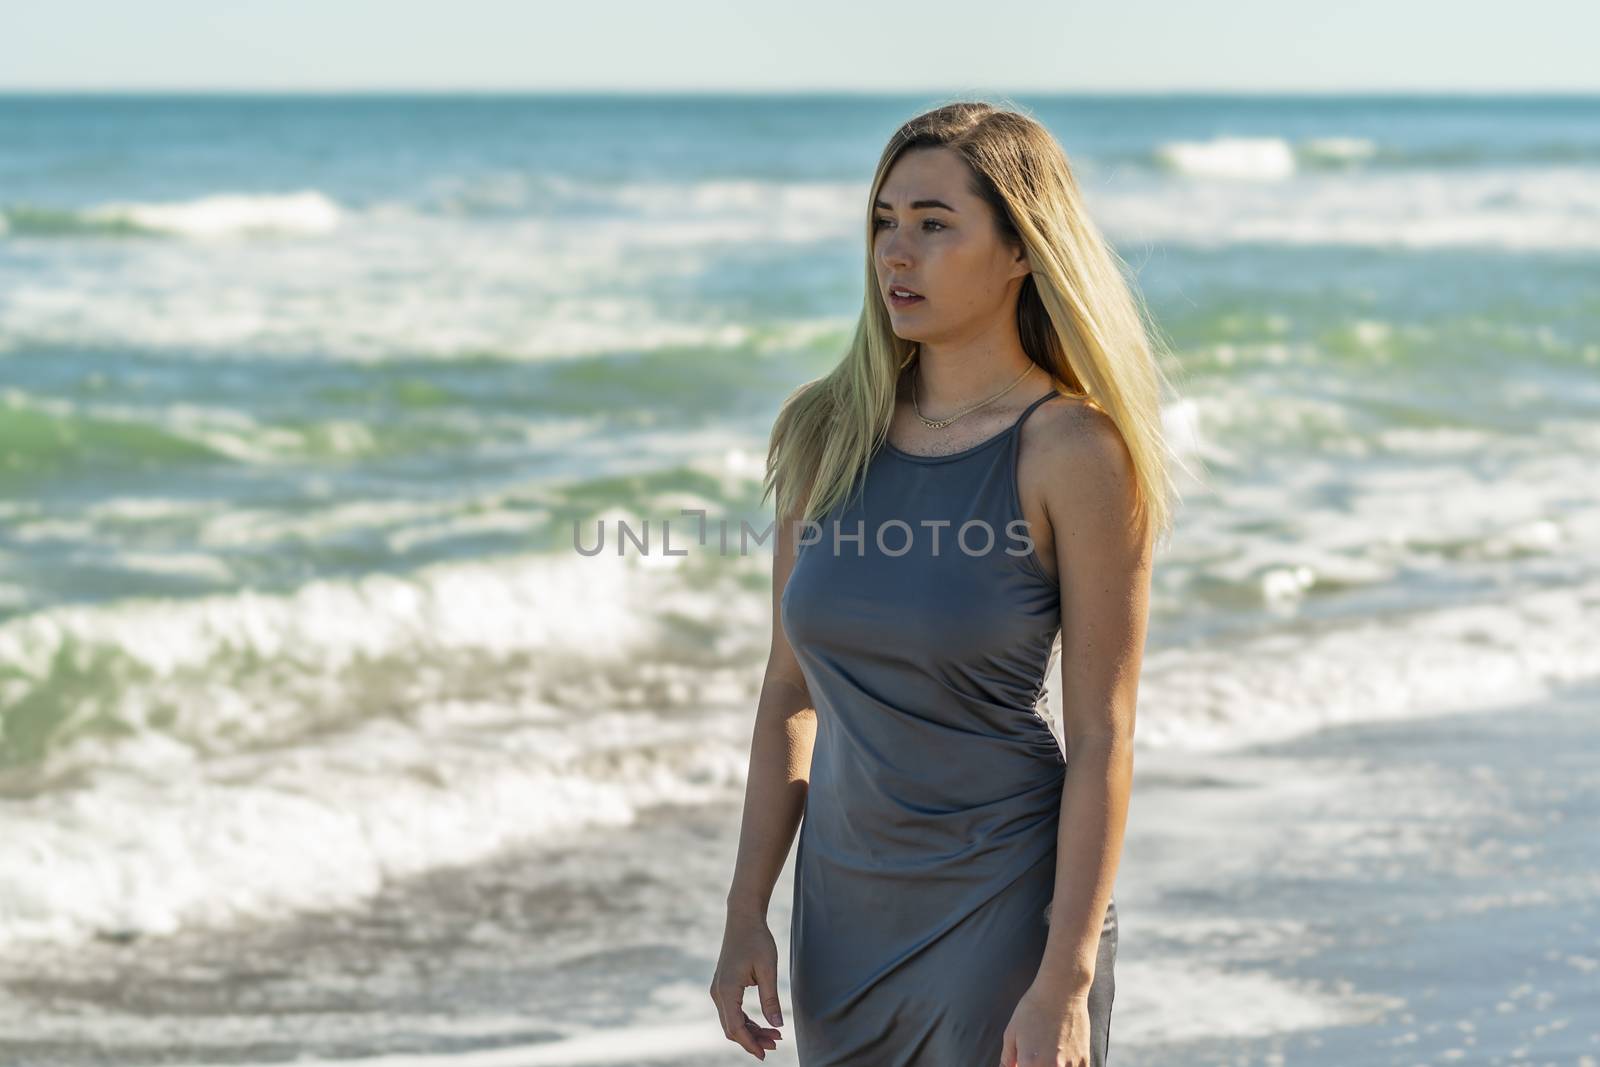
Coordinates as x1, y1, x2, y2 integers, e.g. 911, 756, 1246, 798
3, 680, 1595, 1066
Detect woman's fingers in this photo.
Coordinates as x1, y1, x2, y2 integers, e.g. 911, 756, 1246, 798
711, 980, 763, 1056
711, 979, 784, 1058
741, 1010, 783, 1051
755, 956, 785, 1028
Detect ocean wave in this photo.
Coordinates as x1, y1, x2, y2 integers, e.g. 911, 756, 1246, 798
0, 167, 1594, 373
2, 561, 1596, 947
1154, 136, 1302, 181
1147, 134, 1600, 178
0, 540, 781, 947
0, 387, 390, 482
0, 699, 753, 948
1093, 164, 1600, 251
1150, 134, 1388, 180
0, 541, 770, 774
0, 190, 342, 240
1129, 579, 1600, 751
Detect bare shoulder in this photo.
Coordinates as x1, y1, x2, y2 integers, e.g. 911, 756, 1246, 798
1016, 394, 1141, 581
1024, 395, 1135, 501
1045, 395, 1133, 484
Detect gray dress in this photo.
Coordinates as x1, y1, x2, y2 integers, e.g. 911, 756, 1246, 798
780, 386, 1117, 1066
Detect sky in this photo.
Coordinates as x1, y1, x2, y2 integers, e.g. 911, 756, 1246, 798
4, 0, 1597, 94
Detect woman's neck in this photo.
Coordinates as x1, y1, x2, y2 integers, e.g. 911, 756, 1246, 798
908, 346, 1040, 412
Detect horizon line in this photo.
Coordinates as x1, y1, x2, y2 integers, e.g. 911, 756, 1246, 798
1, 85, 1597, 97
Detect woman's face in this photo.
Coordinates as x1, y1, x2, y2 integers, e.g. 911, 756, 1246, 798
872, 146, 1031, 346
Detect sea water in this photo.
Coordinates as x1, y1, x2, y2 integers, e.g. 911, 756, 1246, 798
1, 92, 1597, 1064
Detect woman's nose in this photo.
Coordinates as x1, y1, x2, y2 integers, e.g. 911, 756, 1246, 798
879, 238, 910, 269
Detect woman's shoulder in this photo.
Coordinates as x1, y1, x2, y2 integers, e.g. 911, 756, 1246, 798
1025, 392, 1123, 463
1019, 392, 1136, 506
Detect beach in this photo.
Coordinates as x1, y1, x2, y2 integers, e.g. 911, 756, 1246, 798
1, 91, 1598, 1065
485, 680, 1600, 1067
4, 681, 1593, 1066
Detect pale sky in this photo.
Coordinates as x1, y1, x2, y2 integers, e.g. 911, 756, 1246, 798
5, 0, 1597, 93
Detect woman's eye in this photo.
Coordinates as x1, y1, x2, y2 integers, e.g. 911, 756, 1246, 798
873, 217, 946, 231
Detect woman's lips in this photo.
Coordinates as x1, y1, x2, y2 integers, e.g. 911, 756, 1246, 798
889, 290, 925, 308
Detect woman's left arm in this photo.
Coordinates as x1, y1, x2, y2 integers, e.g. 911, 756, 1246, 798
1033, 404, 1152, 995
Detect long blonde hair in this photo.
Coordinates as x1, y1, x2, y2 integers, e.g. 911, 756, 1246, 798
763, 99, 1188, 549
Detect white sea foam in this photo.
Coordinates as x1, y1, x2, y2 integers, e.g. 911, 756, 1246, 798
1152, 134, 1379, 180
1106, 580, 1600, 752
2, 538, 1596, 949
0, 540, 781, 948
83, 190, 344, 238
0, 697, 753, 948
1155, 136, 1299, 181
0, 203, 848, 360
3, 166, 1596, 365
1091, 164, 1600, 251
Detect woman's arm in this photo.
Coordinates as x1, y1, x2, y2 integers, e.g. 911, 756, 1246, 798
1033, 405, 1151, 994
711, 475, 818, 1056
723, 485, 818, 919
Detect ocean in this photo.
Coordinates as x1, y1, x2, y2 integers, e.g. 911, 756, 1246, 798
1, 92, 1597, 1065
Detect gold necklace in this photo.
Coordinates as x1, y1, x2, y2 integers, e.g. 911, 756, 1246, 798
912, 361, 1038, 429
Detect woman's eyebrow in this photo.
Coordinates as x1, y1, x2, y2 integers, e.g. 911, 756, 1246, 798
874, 197, 959, 212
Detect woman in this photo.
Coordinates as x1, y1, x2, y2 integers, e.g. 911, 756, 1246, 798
710, 100, 1178, 1066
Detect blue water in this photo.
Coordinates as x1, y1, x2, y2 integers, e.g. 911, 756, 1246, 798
0, 92, 1597, 1064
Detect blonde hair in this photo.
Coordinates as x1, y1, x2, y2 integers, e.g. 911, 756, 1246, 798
762, 99, 1189, 549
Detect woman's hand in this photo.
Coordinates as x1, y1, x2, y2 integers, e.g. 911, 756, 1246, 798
998, 981, 1092, 1067
709, 907, 786, 1060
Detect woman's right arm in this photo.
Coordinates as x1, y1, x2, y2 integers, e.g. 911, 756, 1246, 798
710, 476, 818, 1060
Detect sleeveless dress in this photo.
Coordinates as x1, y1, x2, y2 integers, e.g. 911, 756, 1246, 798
780, 386, 1117, 1066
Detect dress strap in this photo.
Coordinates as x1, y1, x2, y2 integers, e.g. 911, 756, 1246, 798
1008, 387, 1061, 478
1012, 387, 1059, 432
